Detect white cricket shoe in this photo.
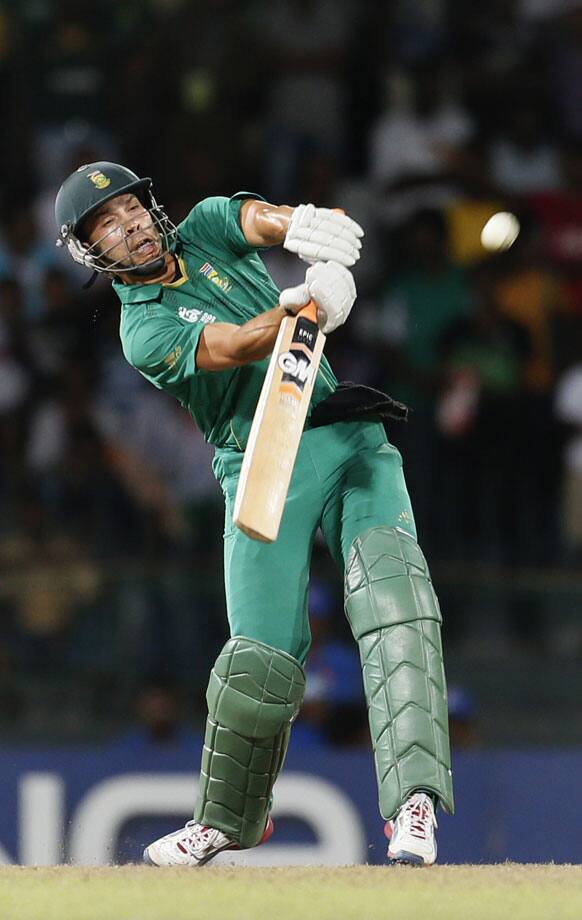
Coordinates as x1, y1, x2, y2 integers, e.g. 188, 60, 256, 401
384, 792, 437, 866
143, 816, 274, 867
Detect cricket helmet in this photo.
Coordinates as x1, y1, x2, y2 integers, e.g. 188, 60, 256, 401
55, 161, 177, 277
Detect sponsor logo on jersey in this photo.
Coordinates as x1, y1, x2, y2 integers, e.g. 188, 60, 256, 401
199, 262, 232, 293
178, 306, 216, 324
87, 170, 111, 189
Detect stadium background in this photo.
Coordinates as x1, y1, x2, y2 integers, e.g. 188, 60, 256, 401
1, 0, 582, 864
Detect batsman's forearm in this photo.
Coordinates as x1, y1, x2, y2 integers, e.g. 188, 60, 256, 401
229, 305, 288, 363
197, 306, 289, 370
240, 200, 294, 246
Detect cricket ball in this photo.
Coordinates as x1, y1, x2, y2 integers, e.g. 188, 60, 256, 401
480, 211, 520, 252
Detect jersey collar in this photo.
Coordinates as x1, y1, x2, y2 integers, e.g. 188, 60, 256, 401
113, 279, 162, 304
162, 254, 189, 287
113, 255, 189, 304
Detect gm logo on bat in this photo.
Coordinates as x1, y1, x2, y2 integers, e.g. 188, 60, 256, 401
278, 350, 314, 388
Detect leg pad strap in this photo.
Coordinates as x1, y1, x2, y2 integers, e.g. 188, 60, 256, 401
194, 637, 305, 847
345, 527, 454, 818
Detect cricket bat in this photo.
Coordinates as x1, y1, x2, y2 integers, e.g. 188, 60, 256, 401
233, 298, 325, 542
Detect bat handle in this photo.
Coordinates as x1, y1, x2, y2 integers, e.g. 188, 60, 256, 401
297, 298, 318, 324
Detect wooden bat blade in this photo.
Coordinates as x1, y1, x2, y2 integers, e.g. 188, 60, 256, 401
233, 300, 325, 542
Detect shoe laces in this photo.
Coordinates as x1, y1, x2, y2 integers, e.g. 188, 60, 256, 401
397, 793, 437, 840
177, 821, 223, 857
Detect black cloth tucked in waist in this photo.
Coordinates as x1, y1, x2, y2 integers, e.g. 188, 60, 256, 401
307, 382, 409, 429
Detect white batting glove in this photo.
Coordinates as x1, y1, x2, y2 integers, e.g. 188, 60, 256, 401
284, 204, 364, 267
306, 261, 356, 334
278, 282, 311, 315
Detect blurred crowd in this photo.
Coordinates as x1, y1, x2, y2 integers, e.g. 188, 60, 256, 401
1, 0, 582, 741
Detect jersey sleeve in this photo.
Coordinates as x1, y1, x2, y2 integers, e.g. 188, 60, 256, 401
178, 192, 267, 256
124, 314, 206, 388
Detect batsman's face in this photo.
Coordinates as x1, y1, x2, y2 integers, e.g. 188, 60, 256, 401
84, 193, 163, 268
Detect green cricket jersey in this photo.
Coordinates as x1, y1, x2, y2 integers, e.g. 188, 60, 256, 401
115, 193, 337, 450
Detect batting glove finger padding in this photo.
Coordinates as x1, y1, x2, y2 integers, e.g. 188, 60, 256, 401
284, 204, 364, 267
293, 204, 364, 238
278, 282, 311, 315
306, 261, 357, 334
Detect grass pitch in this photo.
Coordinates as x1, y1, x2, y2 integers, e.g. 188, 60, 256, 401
0, 864, 581, 920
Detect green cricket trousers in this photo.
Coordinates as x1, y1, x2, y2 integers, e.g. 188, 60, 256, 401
213, 420, 416, 664
211, 418, 455, 818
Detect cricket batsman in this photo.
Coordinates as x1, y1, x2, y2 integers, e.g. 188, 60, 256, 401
55, 162, 454, 866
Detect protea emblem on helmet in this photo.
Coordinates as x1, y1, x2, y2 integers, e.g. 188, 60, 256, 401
87, 170, 111, 190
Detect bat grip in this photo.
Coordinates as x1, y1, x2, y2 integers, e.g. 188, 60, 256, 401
297, 298, 318, 324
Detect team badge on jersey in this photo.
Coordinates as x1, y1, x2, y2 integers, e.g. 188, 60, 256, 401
199, 262, 232, 293
87, 170, 111, 189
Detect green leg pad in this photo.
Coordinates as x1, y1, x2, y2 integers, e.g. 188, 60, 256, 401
194, 637, 305, 848
345, 526, 454, 819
